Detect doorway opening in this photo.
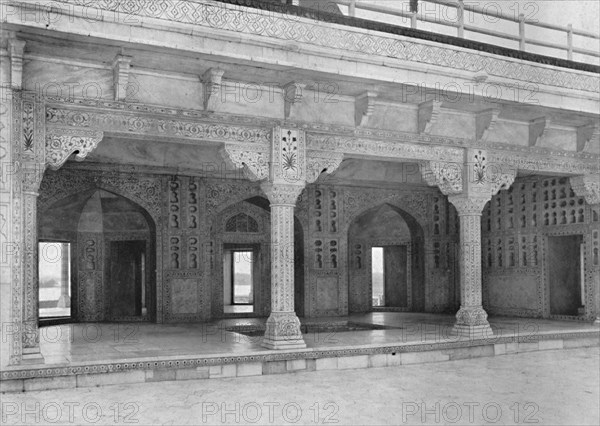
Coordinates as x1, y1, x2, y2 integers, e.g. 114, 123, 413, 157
109, 240, 147, 318
371, 245, 410, 308
371, 247, 384, 306
224, 247, 255, 313
38, 242, 72, 320
548, 234, 584, 316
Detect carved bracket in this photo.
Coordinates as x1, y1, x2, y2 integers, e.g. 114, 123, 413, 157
306, 151, 344, 183
528, 116, 548, 147
570, 174, 600, 206
577, 123, 600, 153
283, 82, 306, 119
418, 100, 442, 134
202, 68, 225, 112
354, 91, 377, 127
45, 127, 104, 170
220, 144, 269, 182
475, 108, 500, 142
112, 54, 133, 102
9, 37, 26, 90
420, 160, 463, 195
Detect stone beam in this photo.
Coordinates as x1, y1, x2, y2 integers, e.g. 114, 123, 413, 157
40, 96, 599, 176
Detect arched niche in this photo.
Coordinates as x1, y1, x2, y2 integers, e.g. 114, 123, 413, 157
39, 188, 157, 322
347, 203, 425, 313
209, 196, 306, 319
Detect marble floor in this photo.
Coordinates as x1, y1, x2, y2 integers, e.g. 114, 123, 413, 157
32, 313, 599, 366
2, 347, 598, 425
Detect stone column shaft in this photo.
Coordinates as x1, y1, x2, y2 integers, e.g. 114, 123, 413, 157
449, 196, 493, 339
261, 183, 306, 350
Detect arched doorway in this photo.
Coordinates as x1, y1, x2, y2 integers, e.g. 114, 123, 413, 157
347, 203, 425, 313
39, 189, 157, 322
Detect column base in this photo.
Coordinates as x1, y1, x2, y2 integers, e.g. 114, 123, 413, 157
452, 324, 494, 340
453, 306, 494, 340
262, 312, 306, 350
21, 347, 45, 365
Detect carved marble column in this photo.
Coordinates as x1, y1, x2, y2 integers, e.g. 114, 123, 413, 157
9, 89, 103, 364
447, 195, 493, 338
422, 149, 516, 339
221, 127, 343, 349
261, 182, 306, 349
570, 174, 600, 324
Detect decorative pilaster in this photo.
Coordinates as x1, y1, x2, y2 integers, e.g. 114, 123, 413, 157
261, 182, 306, 349
422, 149, 516, 339
570, 174, 600, 324
20, 162, 45, 362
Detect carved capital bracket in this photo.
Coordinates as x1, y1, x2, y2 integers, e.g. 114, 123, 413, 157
305, 150, 344, 184
354, 91, 377, 127
283, 82, 306, 120
475, 108, 500, 142
468, 149, 517, 198
219, 144, 269, 182
570, 174, 600, 206
419, 160, 463, 195
418, 99, 442, 134
45, 127, 104, 171
577, 123, 600, 153
528, 116, 549, 147
8, 37, 26, 90
202, 68, 225, 112
260, 182, 305, 206
112, 54, 133, 102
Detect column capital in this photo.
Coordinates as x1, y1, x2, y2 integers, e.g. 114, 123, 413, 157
447, 194, 489, 216
570, 174, 600, 206
260, 182, 304, 206
21, 162, 45, 194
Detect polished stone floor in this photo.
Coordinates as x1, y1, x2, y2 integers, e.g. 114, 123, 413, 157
2, 347, 598, 425
31, 313, 599, 366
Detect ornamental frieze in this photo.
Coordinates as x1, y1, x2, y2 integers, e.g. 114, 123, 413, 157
47, 0, 599, 93
306, 134, 464, 164
45, 106, 271, 145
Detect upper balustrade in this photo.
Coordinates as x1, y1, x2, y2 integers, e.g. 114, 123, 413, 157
332, 0, 599, 64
